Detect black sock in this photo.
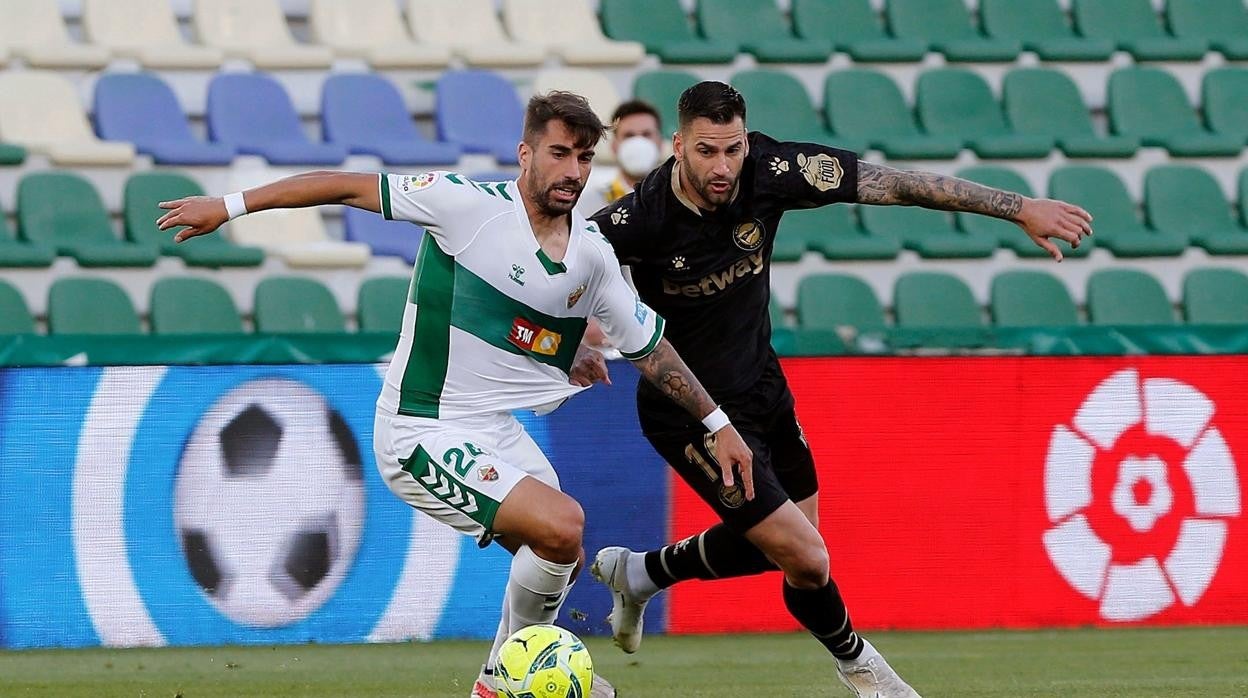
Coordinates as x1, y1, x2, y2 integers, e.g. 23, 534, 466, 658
783, 578, 864, 660
643, 524, 778, 589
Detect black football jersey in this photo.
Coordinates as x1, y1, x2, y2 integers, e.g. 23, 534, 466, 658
592, 131, 859, 399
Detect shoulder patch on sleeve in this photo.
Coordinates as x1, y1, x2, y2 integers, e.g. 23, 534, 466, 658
796, 152, 845, 191
397, 172, 439, 191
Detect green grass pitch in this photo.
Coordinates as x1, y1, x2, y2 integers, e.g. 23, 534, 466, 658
2, 627, 1246, 697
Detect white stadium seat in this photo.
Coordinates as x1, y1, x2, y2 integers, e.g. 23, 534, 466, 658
0, 0, 111, 69
229, 208, 371, 268
309, 0, 451, 70
83, 0, 225, 70
194, 0, 333, 69
503, 0, 646, 66
0, 72, 135, 166
407, 0, 546, 68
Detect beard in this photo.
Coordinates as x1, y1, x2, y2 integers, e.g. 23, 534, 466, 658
683, 161, 736, 207
527, 172, 583, 217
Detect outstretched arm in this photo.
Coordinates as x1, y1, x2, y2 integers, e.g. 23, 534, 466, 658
856, 161, 1093, 261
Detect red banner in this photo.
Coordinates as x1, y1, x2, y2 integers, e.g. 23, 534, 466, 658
667, 357, 1248, 632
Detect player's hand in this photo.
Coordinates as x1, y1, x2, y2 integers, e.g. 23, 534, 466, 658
711, 425, 754, 501
156, 196, 230, 242
1016, 198, 1093, 262
568, 344, 611, 388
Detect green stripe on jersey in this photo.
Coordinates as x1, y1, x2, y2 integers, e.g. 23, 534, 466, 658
451, 267, 587, 372
620, 315, 666, 360
400, 445, 500, 530
379, 172, 393, 220
398, 237, 454, 417
535, 248, 567, 275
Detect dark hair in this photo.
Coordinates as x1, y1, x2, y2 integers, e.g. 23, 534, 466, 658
677, 81, 746, 131
610, 99, 661, 129
524, 91, 606, 150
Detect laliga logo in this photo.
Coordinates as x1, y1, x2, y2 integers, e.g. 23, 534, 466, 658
1043, 369, 1241, 621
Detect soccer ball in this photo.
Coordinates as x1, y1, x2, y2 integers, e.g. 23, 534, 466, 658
174, 378, 366, 628
496, 624, 594, 698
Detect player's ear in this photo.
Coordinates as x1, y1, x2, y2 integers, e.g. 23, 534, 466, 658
672, 131, 684, 162
517, 140, 531, 171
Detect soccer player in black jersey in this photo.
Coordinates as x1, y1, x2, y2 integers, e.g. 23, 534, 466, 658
575, 82, 1092, 698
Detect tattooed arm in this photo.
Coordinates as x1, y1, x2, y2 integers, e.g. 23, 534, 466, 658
856, 161, 1094, 261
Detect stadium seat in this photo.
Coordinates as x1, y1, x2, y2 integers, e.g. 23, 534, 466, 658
956, 165, 1092, 259
230, 206, 370, 268
990, 270, 1079, 327
357, 276, 410, 334
732, 70, 864, 153
82, 0, 224, 69
1183, 268, 1248, 325
322, 74, 460, 166
824, 69, 961, 160
47, 278, 142, 335
1107, 68, 1242, 158
194, 0, 333, 68
979, 0, 1114, 61
344, 207, 424, 265
1241, 168, 1248, 228
601, 0, 737, 64
1070, 0, 1207, 61
0, 279, 35, 334
893, 272, 983, 328
797, 273, 887, 332
791, 0, 926, 63
886, 0, 1020, 62
633, 70, 700, 136
18, 172, 158, 267
533, 69, 622, 126
1203, 68, 1248, 144
207, 73, 347, 166
1167, 0, 1248, 60
254, 277, 346, 334
0, 72, 136, 166
0, 142, 23, 165
1144, 165, 1248, 255
1086, 269, 1176, 325
788, 205, 900, 260
915, 69, 1053, 159
0, 204, 54, 268
1048, 166, 1187, 257
436, 70, 523, 166
94, 73, 237, 166
859, 204, 996, 259
149, 278, 245, 335
1002, 68, 1139, 159
698, 0, 832, 63
0, 0, 111, 68
502, 0, 645, 66
124, 172, 264, 267
408, 0, 545, 68
309, 0, 450, 69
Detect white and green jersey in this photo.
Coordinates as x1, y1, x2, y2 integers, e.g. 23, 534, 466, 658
375, 171, 665, 420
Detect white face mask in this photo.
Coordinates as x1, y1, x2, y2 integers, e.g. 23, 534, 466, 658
616, 136, 660, 178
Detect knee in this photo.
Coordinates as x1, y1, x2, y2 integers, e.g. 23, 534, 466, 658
780, 544, 829, 589
540, 499, 584, 563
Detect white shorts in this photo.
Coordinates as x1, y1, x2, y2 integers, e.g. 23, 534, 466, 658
374, 410, 559, 544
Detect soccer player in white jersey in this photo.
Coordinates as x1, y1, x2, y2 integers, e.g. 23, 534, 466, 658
156, 92, 753, 698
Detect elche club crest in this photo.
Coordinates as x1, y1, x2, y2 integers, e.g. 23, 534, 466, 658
1042, 369, 1242, 621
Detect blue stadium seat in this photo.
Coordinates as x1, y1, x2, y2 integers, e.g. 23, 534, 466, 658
207, 73, 347, 166
436, 70, 523, 166
322, 74, 461, 166
93, 73, 236, 165
343, 206, 424, 264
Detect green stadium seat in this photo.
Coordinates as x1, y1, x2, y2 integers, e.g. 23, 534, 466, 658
1048, 166, 1187, 257
1183, 268, 1248, 325
797, 273, 886, 332
1107, 68, 1243, 157
956, 165, 1091, 259
633, 70, 700, 136
47, 278, 143, 335
1144, 165, 1248, 255
860, 204, 996, 259
0, 280, 35, 334
697, 0, 832, 63
979, 0, 1114, 61
894, 272, 983, 328
1166, 0, 1248, 61
1241, 168, 1248, 228
769, 295, 787, 329
790, 0, 926, 62
990, 270, 1079, 327
18, 172, 159, 268
824, 69, 962, 160
358, 276, 409, 333
1071, 0, 1208, 61
124, 172, 265, 268
781, 205, 900, 260
885, 0, 1020, 62
1002, 68, 1139, 159
601, 0, 736, 64
731, 70, 865, 153
0, 143, 25, 165
915, 69, 1054, 159
254, 277, 346, 333
149, 277, 245, 335
1202, 69, 1248, 144
1086, 269, 1175, 325
0, 203, 55, 268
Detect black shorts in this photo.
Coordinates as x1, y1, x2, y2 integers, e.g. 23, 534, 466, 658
636, 359, 818, 533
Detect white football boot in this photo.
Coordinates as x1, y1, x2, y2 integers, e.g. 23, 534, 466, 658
470, 666, 494, 698
835, 639, 921, 698
590, 546, 652, 654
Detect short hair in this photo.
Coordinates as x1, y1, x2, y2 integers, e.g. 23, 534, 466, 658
523, 91, 606, 150
677, 81, 747, 131
610, 99, 661, 130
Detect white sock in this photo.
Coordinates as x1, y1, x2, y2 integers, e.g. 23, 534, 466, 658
626, 551, 661, 598
840, 637, 880, 668
507, 545, 577, 630
485, 587, 512, 672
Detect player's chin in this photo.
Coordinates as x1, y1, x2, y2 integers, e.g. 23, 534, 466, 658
541, 193, 579, 214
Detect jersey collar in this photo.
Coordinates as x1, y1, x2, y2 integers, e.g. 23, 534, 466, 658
509, 180, 579, 276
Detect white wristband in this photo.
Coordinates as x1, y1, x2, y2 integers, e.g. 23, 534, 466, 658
701, 407, 731, 433
223, 191, 248, 220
